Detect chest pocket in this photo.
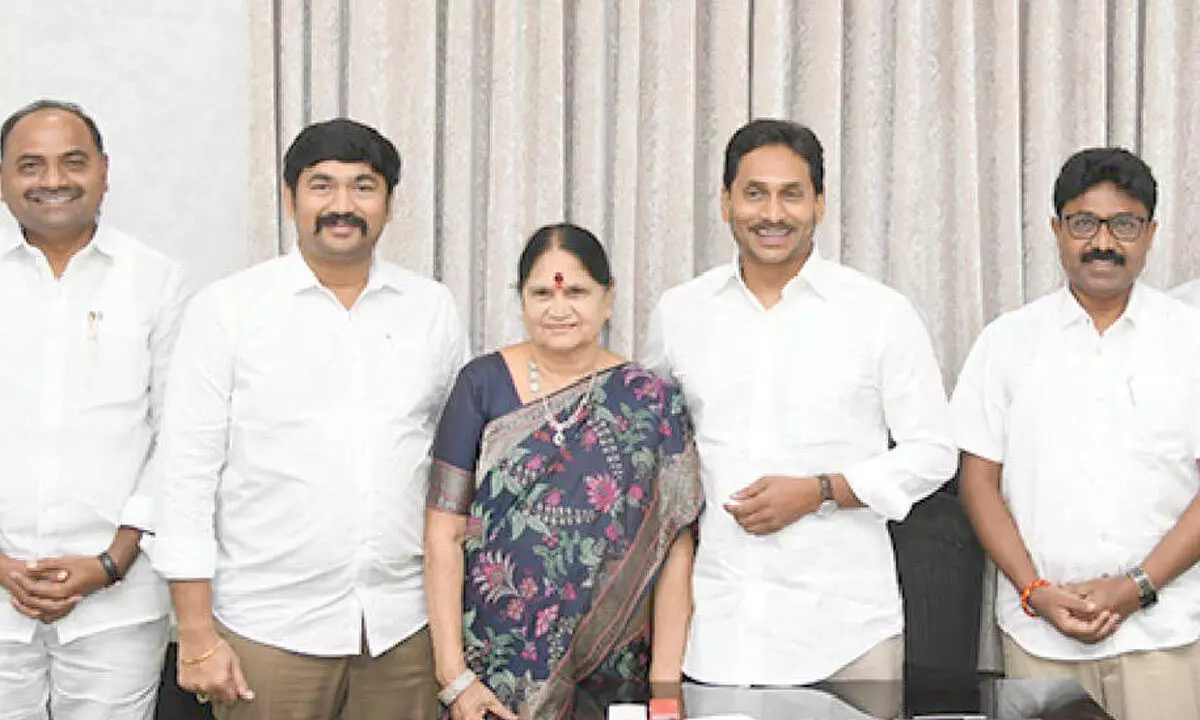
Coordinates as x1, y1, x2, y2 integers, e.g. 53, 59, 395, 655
1129, 367, 1194, 460
82, 312, 151, 409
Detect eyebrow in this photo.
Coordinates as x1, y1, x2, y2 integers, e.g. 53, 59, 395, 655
305, 172, 380, 184
744, 179, 806, 188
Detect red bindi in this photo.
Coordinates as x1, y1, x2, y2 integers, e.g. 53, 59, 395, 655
554, 272, 564, 289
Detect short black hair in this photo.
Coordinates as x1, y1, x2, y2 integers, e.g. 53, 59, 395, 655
517, 223, 612, 292
1053, 147, 1157, 218
282, 118, 401, 193
1, 99, 104, 159
723, 118, 824, 194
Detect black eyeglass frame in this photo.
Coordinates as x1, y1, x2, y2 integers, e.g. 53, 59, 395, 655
1059, 212, 1150, 242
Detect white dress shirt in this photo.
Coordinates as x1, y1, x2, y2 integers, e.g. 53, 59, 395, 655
951, 284, 1200, 661
154, 251, 466, 657
1171, 278, 1200, 308
641, 250, 956, 684
0, 226, 184, 644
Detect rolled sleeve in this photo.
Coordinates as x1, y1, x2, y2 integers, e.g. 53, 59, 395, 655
152, 286, 233, 580
844, 300, 956, 521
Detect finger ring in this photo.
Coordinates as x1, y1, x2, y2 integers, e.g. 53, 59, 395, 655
196, 693, 209, 704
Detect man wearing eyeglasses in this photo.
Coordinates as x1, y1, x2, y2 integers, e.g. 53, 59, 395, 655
952, 147, 1200, 720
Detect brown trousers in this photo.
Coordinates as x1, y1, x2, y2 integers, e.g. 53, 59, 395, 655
1004, 633, 1200, 720
212, 624, 438, 720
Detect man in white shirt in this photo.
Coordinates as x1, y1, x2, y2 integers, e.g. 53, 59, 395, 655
154, 118, 466, 720
952, 147, 1200, 720
642, 119, 957, 694
1171, 278, 1200, 307
0, 100, 185, 719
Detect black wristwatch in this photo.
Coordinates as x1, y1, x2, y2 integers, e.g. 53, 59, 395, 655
816, 474, 837, 518
97, 551, 123, 586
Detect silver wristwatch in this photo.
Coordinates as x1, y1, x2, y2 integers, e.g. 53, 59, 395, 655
437, 668, 477, 706
816, 473, 837, 517
1128, 566, 1158, 609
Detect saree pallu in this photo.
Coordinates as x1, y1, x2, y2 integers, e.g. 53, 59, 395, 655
430, 361, 702, 719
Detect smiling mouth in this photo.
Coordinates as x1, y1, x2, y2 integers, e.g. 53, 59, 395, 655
752, 225, 794, 244
27, 191, 82, 206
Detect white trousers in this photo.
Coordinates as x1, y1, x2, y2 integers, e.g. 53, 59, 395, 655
0, 617, 168, 720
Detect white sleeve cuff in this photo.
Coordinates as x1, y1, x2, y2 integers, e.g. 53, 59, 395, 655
152, 536, 218, 580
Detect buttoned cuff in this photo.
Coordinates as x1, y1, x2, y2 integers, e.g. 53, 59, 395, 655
119, 495, 155, 533
842, 458, 914, 522
151, 535, 217, 580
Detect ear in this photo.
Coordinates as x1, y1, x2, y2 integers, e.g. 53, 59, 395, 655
99, 153, 110, 193
721, 189, 732, 224
283, 186, 297, 222
386, 190, 396, 222
1144, 219, 1158, 252
815, 193, 826, 224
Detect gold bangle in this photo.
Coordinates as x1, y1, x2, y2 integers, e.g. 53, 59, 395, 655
181, 640, 224, 667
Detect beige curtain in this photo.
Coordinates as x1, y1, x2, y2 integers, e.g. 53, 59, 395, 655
246, 1, 1200, 671
248, 0, 1200, 371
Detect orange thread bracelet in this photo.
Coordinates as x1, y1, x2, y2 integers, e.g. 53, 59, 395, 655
1020, 578, 1050, 617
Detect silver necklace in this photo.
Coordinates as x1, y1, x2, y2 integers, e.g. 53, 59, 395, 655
529, 359, 597, 446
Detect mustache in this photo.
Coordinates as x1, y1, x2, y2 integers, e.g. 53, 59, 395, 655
1081, 248, 1127, 266
315, 212, 369, 234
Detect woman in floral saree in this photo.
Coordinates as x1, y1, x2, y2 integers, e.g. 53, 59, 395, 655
424, 224, 703, 720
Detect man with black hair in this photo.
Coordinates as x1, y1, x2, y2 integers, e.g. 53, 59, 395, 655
641, 118, 956, 695
155, 118, 466, 720
953, 147, 1200, 719
0, 99, 185, 718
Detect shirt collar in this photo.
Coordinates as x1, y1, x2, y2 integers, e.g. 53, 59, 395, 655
282, 248, 406, 296
716, 246, 840, 301
0, 223, 115, 260
1054, 281, 1149, 330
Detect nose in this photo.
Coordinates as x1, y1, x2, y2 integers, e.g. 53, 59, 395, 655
763, 193, 785, 222
43, 161, 68, 188
1091, 222, 1118, 251
329, 184, 354, 212
547, 291, 571, 316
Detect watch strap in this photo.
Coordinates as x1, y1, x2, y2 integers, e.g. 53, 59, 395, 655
1129, 566, 1158, 608
817, 474, 835, 503
437, 668, 477, 706
97, 551, 122, 586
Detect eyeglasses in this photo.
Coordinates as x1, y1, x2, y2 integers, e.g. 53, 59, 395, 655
1061, 212, 1149, 242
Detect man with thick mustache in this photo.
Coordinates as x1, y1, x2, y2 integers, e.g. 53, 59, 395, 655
641, 119, 956, 696
155, 118, 466, 719
0, 100, 185, 717
952, 147, 1200, 719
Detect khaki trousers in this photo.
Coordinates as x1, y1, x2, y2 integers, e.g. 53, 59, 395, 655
212, 624, 438, 720
1003, 633, 1200, 720
826, 634, 904, 719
